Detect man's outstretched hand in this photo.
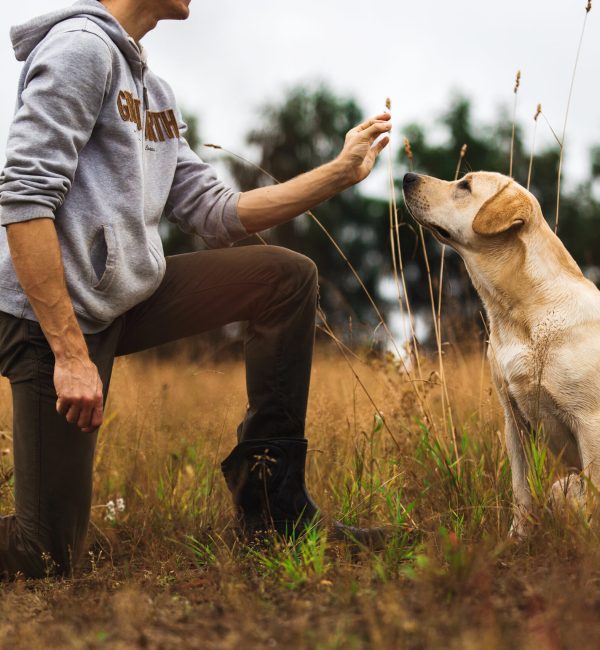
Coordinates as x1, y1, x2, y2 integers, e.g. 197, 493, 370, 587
337, 113, 392, 185
237, 112, 392, 233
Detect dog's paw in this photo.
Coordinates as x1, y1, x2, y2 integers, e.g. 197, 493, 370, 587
508, 508, 533, 539
550, 474, 586, 513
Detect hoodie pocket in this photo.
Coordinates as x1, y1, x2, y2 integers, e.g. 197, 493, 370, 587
89, 224, 117, 292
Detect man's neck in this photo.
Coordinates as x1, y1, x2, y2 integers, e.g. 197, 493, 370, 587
100, 0, 157, 42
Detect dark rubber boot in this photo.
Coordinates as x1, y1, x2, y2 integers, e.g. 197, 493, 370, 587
221, 438, 390, 547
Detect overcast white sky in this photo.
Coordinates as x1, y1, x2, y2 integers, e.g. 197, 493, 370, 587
1, 0, 599, 197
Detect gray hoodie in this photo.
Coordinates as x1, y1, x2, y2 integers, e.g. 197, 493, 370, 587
0, 0, 248, 333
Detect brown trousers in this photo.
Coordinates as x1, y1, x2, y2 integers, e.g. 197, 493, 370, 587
0, 245, 318, 578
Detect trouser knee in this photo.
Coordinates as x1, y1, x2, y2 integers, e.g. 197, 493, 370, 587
266, 247, 319, 301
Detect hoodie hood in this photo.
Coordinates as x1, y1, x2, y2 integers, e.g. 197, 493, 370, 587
10, 0, 143, 65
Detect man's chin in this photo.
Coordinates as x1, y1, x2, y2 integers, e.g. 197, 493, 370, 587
169, 10, 190, 20
167, 1, 191, 20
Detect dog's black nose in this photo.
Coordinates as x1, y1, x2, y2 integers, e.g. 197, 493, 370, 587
403, 172, 420, 189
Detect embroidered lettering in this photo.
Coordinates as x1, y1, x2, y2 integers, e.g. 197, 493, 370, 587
160, 110, 180, 139
117, 90, 179, 143
145, 113, 157, 142
117, 90, 130, 122
152, 113, 166, 142
117, 90, 142, 130
133, 98, 142, 130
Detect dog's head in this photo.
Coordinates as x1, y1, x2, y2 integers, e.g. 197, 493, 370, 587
402, 171, 541, 253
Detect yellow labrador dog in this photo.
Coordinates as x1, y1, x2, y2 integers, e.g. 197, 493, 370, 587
403, 171, 600, 535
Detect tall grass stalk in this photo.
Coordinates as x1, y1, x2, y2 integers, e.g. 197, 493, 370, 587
554, 0, 593, 234
540, 112, 562, 148
509, 70, 521, 178
527, 104, 542, 190
384, 99, 417, 370
399, 138, 457, 453
431, 145, 468, 472
393, 138, 425, 382
477, 328, 488, 423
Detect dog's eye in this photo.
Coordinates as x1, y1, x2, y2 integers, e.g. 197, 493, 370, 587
457, 179, 471, 192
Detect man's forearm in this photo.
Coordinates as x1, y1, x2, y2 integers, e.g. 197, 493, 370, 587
6, 218, 89, 361
237, 158, 353, 233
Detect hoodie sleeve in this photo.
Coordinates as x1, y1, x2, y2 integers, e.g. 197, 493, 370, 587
0, 29, 112, 226
164, 115, 249, 249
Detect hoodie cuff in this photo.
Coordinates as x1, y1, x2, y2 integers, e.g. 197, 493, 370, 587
0, 202, 55, 227
222, 192, 249, 244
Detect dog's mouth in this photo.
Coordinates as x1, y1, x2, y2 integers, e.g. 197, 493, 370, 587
404, 194, 453, 243
429, 224, 452, 242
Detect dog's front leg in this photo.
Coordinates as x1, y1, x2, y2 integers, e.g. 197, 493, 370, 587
492, 374, 532, 536
504, 410, 533, 537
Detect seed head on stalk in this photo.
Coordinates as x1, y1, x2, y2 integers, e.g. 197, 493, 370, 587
455, 144, 468, 180
586, 1, 592, 13
385, 97, 392, 111
404, 138, 413, 164
514, 70, 522, 94
528, 104, 543, 190
509, 69, 522, 177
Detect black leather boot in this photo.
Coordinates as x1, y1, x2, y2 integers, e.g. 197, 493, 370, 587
221, 438, 390, 547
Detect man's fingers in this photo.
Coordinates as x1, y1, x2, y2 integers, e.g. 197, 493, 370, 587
356, 113, 391, 131
65, 403, 82, 425
90, 399, 104, 429
373, 135, 390, 155
77, 400, 94, 430
81, 401, 103, 434
58, 392, 103, 431
363, 122, 392, 142
56, 396, 69, 416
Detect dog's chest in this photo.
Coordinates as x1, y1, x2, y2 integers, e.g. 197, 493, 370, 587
493, 339, 534, 395
491, 335, 563, 424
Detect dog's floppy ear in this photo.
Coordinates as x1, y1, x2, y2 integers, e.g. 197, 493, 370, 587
472, 182, 532, 236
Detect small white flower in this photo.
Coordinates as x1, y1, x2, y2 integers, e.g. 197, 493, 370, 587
116, 497, 126, 513
105, 500, 116, 522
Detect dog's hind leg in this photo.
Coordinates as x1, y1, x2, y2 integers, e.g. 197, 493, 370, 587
572, 418, 600, 519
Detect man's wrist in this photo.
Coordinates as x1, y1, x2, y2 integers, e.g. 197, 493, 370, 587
328, 157, 356, 190
45, 324, 90, 363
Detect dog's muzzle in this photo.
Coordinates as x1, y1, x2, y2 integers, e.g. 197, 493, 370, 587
403, 172, 421, 193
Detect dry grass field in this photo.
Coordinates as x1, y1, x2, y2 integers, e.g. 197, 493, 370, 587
1, 336, 600, 650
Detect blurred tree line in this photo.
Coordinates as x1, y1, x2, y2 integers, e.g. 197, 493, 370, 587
161, 84, 600, 349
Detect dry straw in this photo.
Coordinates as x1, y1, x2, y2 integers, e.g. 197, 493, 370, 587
554, 0, 593, 233
527, 104, 542, 190
385, 99, 418, 370
432, 144, 468, 469
404, 137, 413, 163
401, 136, 460, 451
509, 70, 521, 178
